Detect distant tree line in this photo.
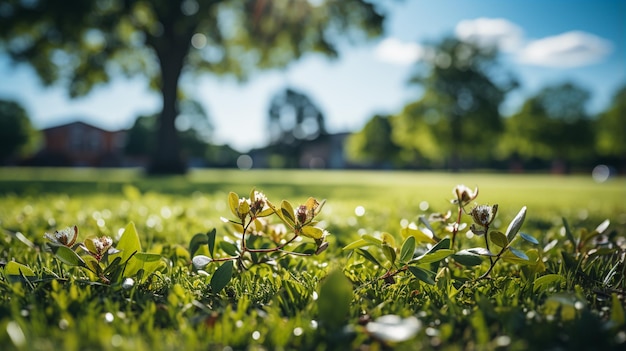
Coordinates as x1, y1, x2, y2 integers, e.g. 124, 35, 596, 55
347, 37, 626, 173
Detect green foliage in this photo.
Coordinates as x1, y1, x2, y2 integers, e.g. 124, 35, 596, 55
0, 0, 384, 173
0, 171, 625, 350
0, 99, 40, 162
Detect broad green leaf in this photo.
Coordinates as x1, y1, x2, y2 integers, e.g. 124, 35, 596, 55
489, 231, 508, 248
362, 234, 383, 247
291, 242, 317, 255
411, 249, 454, 265
408, 266, 436, 285
207, 228, 216, 257
356, 248, 381, 266
382, 243, 396, 264
533, 274, 565, 293
505, 206, 527, 243
381, 232, 396, 248
4, 261, 35, 277
400, 226, 436, 244
452, 251, 483, 266
462, 247, 495, 257
50, 244, 86, 267
219, 241, 239, 256
343, 239, 369, 251
123, 253, 163, 279
188, 233, 208, 257
114, 222, 142, 263
430, 238, 451, 251
228, 192, 239, 218
399, 236, 416, 264
508, 247, 529, 260
318, 270, 353, 329
280, 200, 296, 225
301, 226, 324, 239
520, 232, 539, 245
210, 260, 233, 293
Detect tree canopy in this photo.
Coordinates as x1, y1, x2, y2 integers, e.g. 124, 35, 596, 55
346, 114, 401, 167
0, 99, 39, 163
0, 0, 385, 173
394, 37, 517, 169
500, 82, 594, 168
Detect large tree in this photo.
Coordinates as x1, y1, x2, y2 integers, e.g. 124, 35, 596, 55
500, 82, 594, 169
0, 0, 384, 173
346, 114, 401, 168
0, 99, 39, 164
397, 37, 517, 169
595, 85, 626, 169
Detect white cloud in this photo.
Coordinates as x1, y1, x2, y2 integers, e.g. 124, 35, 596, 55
455, 17, 524, 52
374, 37, 424, 65
517, 31, 613, 68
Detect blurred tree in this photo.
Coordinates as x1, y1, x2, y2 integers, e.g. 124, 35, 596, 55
595, 85, 626, 166
266, 87, 326, 167
346, 114, 401, 167
0, 0, 384, 173
268, 87, 326, 143
125, 98, 212, 160
397, 37, 517, 169
0, 99, 40, 163
500, 83, 594, 170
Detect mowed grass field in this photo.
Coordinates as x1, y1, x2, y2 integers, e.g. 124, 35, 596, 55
1, 167, 625, 350
1, 167, 624, 251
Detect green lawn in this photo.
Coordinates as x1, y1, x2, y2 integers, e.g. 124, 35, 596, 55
1, 168, 625, 350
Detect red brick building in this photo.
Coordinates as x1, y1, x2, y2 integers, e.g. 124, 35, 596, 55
34, 121, 127, 167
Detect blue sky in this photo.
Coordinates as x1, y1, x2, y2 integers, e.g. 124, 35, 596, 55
0, 0, 623, 152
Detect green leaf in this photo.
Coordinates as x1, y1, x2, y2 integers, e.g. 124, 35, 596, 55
520, 232, 539, 245
114, 222, 142, 263
508, 247, 529, 260
207, 228, 216, 257
301, 226, 323, 239
188, 232, 209, 257
362, 234, 383, 247
399, 236, 416, 264
291, 242, 317, 255
4, 261, 36, 277
382, 244, 396, 264
400, 226, 436, 244
506, 206, 527, 243
430, 238, 451, 251
489, 231, 508, 248
533, 274, 565, 293
219, 241, 239, 256
318, 270, 353, 329
343, 239, 369, 251
411, 249, 454, 265
356, 248, 381, 266
228, 192, 239, 218
50, 244, 86, 267
210, 260, 233, 294
280, 200, 296, 225
452, 251, 483, 266
408, 266, 436, 285
462, 247, 495, 256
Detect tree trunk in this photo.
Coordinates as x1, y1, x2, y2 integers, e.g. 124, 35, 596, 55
148, 51, 187, 174
147, 9, 194, 175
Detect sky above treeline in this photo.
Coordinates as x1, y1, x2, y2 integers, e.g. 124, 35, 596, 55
0, 0, 623, 152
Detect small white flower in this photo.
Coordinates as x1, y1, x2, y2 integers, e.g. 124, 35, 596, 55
192, 255, 213, 270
